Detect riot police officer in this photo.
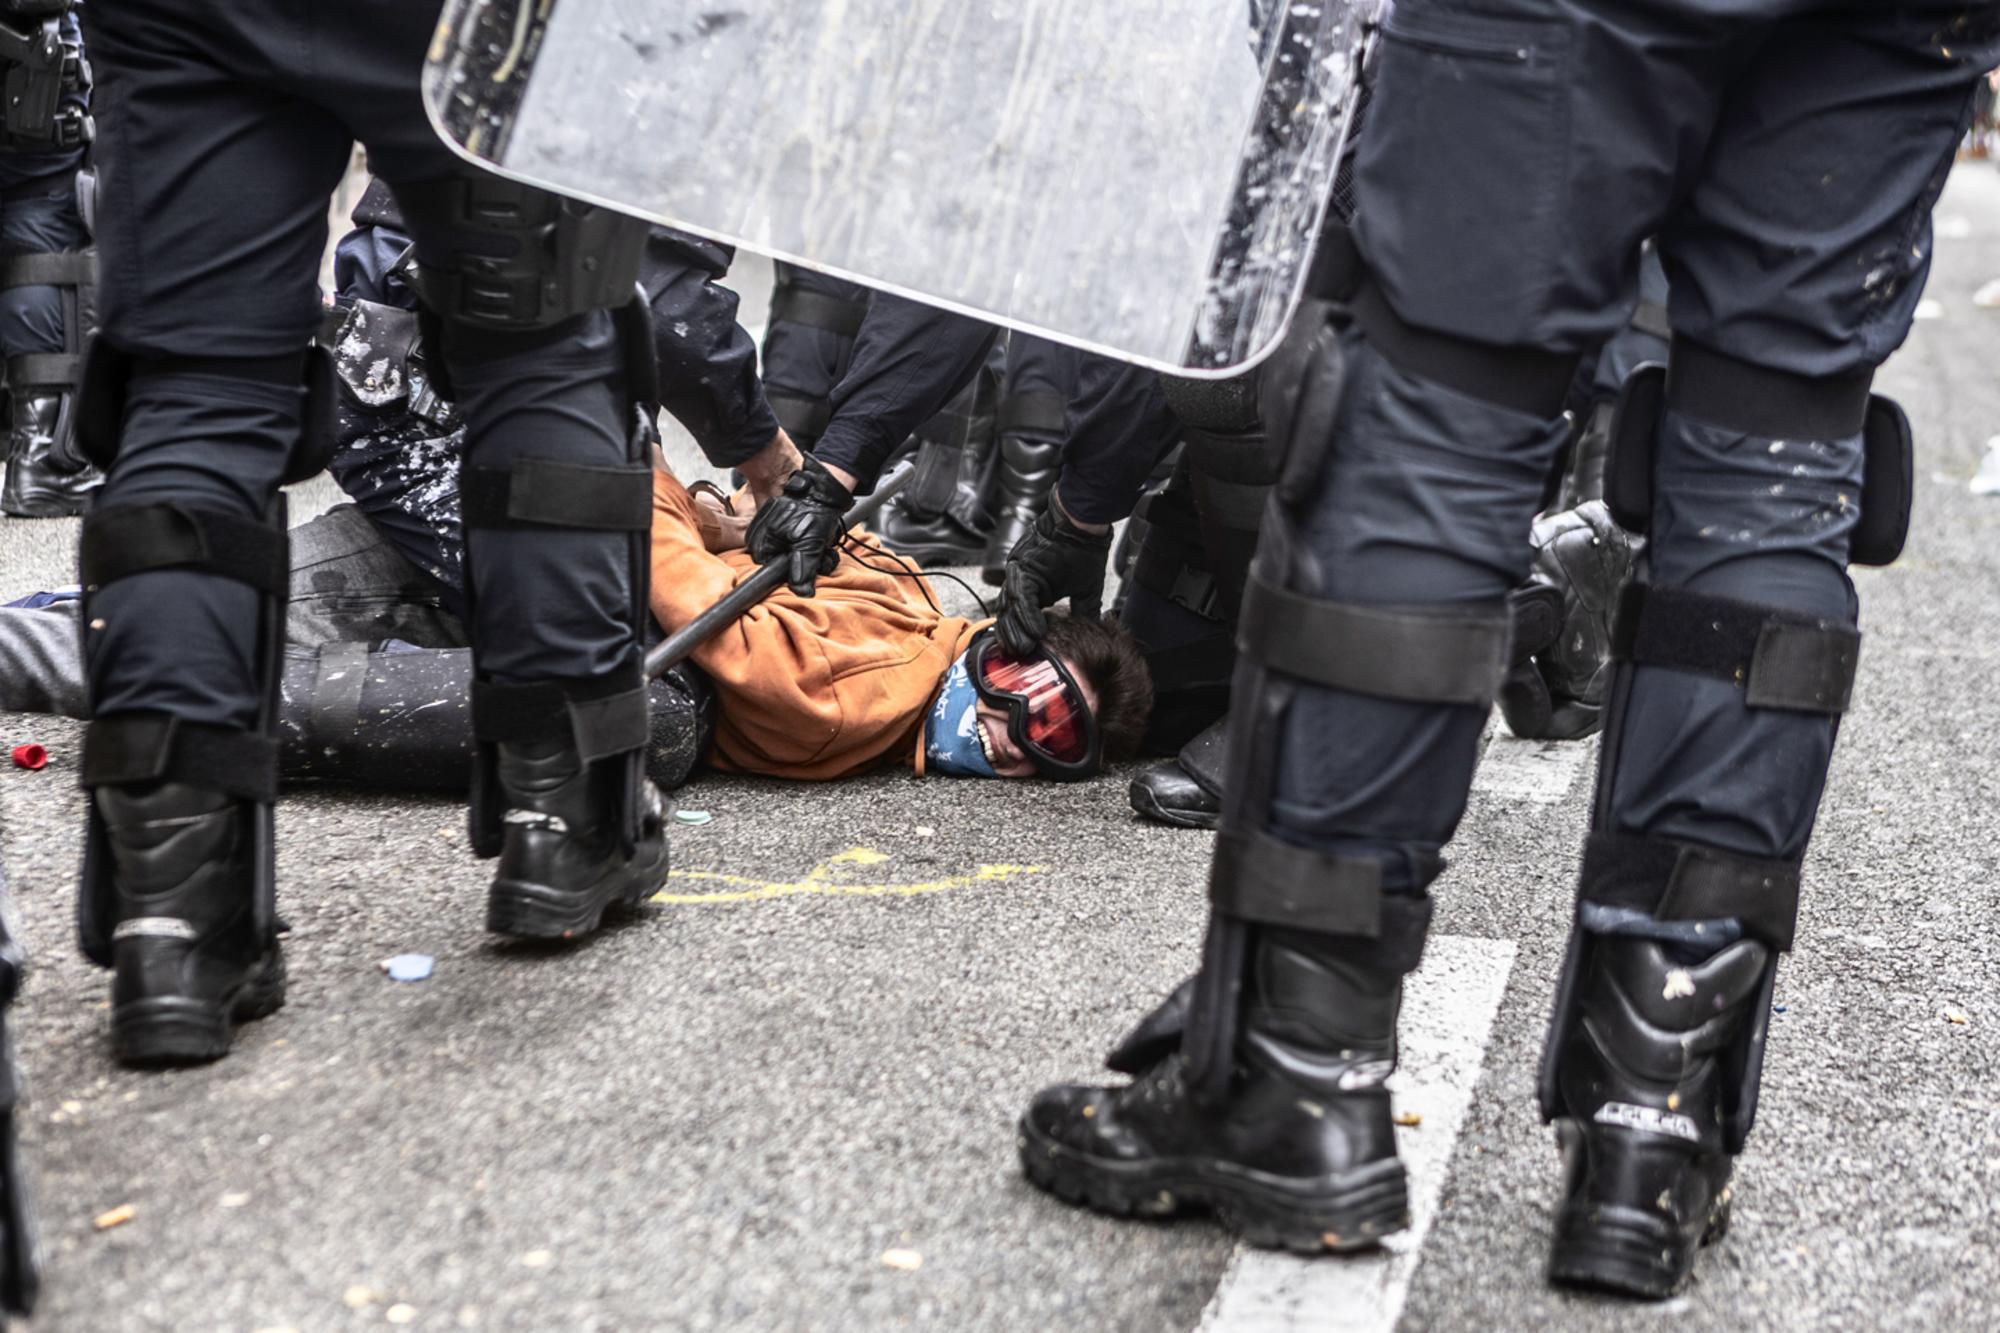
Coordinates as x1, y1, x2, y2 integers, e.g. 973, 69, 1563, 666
67, 0, 824, 1069
0, 1, 96, 519
1017, 0, 2000, 1300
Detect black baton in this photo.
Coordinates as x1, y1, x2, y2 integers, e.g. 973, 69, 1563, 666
644, 463, 914, 680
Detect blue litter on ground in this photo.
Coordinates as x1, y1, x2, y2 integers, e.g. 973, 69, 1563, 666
385, 953, 434, 982
673, 809, 712, 826
1772, 1004, 1788, 1014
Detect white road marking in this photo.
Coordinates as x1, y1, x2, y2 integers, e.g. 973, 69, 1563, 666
1196, 935, 1518, 1333
1469, 728, 1595, 805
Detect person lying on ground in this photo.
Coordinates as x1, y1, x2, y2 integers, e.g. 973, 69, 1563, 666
0, 461, 1154, 790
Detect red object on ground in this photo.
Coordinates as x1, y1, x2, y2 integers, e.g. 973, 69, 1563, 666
10, 744, 46, 771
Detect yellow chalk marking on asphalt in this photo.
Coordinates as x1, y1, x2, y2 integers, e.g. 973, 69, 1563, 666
654, 845, 1042, 905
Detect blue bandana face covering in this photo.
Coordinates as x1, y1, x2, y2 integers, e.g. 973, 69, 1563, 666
925, 655, 998, 778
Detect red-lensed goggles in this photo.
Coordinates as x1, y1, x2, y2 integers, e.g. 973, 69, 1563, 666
968, 628, 1101, 781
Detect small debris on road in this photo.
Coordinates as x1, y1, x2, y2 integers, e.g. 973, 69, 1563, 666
386, 1303, 418, 1325
220, 1191, 251, 1208
673, 808, 713, 826
1393, 1111, 1423, 1128
380, 954, 434, 983
343, 1285, 379, 1310
520, 1249, 552, 1269
1944, 1008, 1971, 1025
93, 1203, 136, 1231
9, 743, 46, 770
880, 1248, 923, 1271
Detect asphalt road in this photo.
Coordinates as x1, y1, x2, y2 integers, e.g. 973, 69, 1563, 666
0, 164, 1996, 1332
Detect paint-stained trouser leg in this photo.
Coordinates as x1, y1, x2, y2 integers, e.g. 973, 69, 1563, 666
1540, 6, 1996, 1300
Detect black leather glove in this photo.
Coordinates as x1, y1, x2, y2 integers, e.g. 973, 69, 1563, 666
744, 453, 854, 597
997, 501, 1112, 656
1498, 500, 1640, 740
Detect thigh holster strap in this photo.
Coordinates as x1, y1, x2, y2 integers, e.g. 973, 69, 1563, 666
998, 390, 1067, 437
80, 503, 288, 596
1351, 274, 1580, 420
459, 460, 652, 532
1614, 583, 1859, 714
81, 713, 279, 803
1209, 829, 1389, 937
768, 284, 866, 339
1241, 571, 1511, 706
1581, 830, 1800, 951
471, 666, 649, 761
0, 250, 93, 290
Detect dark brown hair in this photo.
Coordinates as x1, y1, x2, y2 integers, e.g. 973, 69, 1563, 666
1038, 612, 1154, 765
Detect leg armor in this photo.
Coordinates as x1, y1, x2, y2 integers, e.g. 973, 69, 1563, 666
0, 185, 98, 517
758, 264, 868, 450
391, 174, 669, 940
980, 334, 1079, 579
873, 349, 1001, 565
75, 489, 293, 1065
1540, 339, 1902, 1299
1117, 461, 1235, 752
0, 854, 37, 1314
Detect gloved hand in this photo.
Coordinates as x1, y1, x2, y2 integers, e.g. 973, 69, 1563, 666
997, 500, 1111, 656
744, 452, 854, 597
1497, 500, 1640, 740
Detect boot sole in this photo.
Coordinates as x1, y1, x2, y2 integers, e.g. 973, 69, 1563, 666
1546, 1194, 1731, 1301
111, 951, 287, 1069
485, 840, 670, 941
1127, 781, 1221, 831
1018, 1114, 1409, 1253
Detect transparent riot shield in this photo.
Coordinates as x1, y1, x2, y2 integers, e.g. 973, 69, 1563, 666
423, 0, 1376, 375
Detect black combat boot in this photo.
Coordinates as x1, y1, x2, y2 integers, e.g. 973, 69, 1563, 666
980, 430, 1063, 585
873, 498, 990, 566
1020, 927, 1412, 1251
1547, 935, 1770, 1299
0, 392, 100, 518
97, 782, 286, 1068
484, 738, 670, 940
1128, 715, 1227, 830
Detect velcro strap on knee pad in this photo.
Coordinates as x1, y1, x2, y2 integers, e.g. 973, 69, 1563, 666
1208, 828, 1442, 943
768, 284, 866, 338
1, 250, 93, 290
459, 460, 652, 531
1240, 571, 1511, 706
471, 665, 649, 761
1580, 830, 1800, 951
81, 713, 279, 803
80, 503, 289, 596
1614, 583, 1859, 714
1351, 274, 1580, 419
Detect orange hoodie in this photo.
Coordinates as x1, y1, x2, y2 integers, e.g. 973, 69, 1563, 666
647, 468, 981, 780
